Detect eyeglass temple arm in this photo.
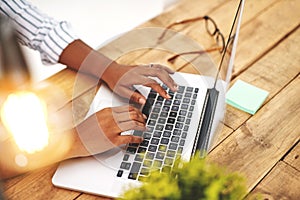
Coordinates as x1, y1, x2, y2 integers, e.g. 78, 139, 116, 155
167, 47, 222, 62
158, 16, 206, 41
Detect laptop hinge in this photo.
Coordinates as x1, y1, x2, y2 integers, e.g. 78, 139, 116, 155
191, 87, 219, 158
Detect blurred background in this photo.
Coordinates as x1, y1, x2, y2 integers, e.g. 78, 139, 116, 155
23, 0, 179, 82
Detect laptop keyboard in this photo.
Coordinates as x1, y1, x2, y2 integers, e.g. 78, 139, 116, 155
116, 84, 199, 181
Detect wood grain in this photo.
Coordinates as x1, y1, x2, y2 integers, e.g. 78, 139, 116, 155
224, 27, 300, 130
3, 164, 80, 200
208, 75, 300, 190
249, 161, 300, 200
283, 142, 300, 171
2, 1, 300, 199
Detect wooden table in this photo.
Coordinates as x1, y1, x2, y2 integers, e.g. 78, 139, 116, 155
3, 0, 300, 199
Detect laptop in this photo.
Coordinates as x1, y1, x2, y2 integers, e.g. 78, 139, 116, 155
52, 0, 245, 198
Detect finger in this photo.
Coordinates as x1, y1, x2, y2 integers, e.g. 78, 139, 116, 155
118, 120, 146, 132
116, 109, 146, 123
115, 86, 148, 105
115, 135, 143, 146
143, 67, 178, 91
145, 83, 171, 99
152, 63, 175, 74
130, 90, 147, 105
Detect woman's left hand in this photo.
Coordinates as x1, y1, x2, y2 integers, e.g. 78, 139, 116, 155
101, 62, 178, 105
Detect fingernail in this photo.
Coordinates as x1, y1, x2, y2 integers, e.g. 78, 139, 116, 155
139, 98, 146, 105
173, 84, 178, 91
166, 94, 171, 99
143, 114, 147, 119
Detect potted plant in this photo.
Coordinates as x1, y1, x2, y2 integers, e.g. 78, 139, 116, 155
120, 153, 247, 200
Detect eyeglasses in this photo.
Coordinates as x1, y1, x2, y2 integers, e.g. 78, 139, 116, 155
158, 15, 225, 63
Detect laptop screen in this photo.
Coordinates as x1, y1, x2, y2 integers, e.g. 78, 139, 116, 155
192, 0, 245, 156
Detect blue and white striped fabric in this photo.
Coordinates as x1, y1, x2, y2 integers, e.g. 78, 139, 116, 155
0, 0, 78, 65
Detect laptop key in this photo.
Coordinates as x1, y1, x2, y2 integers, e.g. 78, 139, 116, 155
165, 124, 174, 131
167, 118, 175, 124
170, 112, 177, 118
146, 152, 155, 160
158, 118, 166, 124
161, 138, 170, 145
173, 129, 181, 136
158, 145, 167, 152
120, 162, 131, 170
143, 132, 151, 139
156, 152, 165, 160
143, 160, 153, 168
167, 150, 176, 158
163, 131, 171, 137
140, 168, 150, 176
123, 154, 130, 161
126, 147, 137, 154
148, 120, 156, 126
138, 147, 147, 153
117, 170, 123, 177
153, 160, 163, 168
187, 87, 193, 92
151, 138, 160, 145
169, 143, 178, 150
164, 158, 174, 166
153, 131, 162, 138
179, 139, 185, 146
133, 130, 143, 137
171, 136, 180, 143
171, 105, 179, 111
135, 154, 144, 162
160, 112, 168, 118
148, 145, 157, 152
140, 140, 149, 147
128, 162, 141, 180
179, 110, 187, 116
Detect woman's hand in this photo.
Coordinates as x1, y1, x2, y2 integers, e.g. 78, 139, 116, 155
102, 62, 178, 104
96, 105, 145, 145
59, 40, 177, 104
68, 105, 145, 158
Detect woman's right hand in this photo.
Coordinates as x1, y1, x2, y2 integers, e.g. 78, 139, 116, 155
68, 105, 146, 158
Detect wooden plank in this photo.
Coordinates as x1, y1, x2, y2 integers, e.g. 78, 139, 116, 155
233, 0, 300, 77
3, 164, 80, 200
283, 142, 300, 171
248, 161, 300, 200
141, 0, 228, 28
178, 27, 300, 130
44, 69, 98, 109
76, 193, 112, 200
208, 75, 300, 191
98, 0, 229, 64
211, 124, 234, 150
224, 27, 300, 130
102, 0, 281, 74
179, 0, 300, 77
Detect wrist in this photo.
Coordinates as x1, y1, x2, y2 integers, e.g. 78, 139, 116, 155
101, 61, 120, 84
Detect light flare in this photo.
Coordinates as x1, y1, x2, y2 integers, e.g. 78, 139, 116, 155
1, 91, 49, 154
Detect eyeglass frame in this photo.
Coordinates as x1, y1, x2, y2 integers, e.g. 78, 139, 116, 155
158, 15, 225, 63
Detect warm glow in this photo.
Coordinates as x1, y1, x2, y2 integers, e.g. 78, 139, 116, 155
1, 91, 49, 154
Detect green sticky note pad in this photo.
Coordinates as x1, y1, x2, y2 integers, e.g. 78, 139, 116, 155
226, 80, 269, 115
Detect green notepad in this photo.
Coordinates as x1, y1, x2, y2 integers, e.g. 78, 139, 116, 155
226, 80, 269, 115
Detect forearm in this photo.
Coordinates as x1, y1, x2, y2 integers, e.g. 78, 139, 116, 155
58, 39, 118, 82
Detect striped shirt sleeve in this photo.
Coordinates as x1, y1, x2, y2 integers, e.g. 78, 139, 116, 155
0, 0, 78, 65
